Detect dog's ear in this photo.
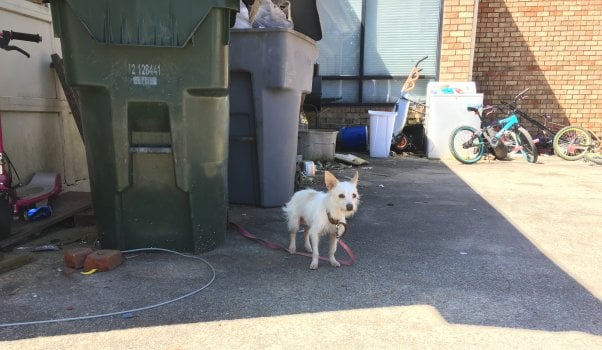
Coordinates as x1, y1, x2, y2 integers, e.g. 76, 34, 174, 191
324, 170, 338, 190
351, 171, 359, 185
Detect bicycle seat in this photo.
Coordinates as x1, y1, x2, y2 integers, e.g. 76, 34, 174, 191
14, 172, 61, 201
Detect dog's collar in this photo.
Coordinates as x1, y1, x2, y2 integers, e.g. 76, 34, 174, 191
327, 212, 348, 239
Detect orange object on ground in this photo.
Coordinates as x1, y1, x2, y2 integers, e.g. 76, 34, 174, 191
83, 249, 123, 272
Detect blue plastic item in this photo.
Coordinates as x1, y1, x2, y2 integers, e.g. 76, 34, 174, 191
340, 125, 367, 151
24, 205, 52, 221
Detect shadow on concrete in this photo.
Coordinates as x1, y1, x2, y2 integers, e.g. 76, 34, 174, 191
1, 157, 600, 341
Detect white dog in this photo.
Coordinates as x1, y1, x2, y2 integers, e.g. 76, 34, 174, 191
283, 170, 360, 269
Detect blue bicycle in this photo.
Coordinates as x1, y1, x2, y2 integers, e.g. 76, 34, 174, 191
449, 89, 538, 164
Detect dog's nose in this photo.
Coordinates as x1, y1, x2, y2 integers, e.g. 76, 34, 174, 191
346, 203, 354, 211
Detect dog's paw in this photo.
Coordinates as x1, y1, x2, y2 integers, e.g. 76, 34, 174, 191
288, 246, 296, 254
330, 259, 341, 268
304, 243, 313, 253
309, 261, 319, 270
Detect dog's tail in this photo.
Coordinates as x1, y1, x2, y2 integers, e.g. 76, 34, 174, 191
282, 201, 299, 233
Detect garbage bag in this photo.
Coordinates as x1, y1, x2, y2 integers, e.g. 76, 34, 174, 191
234, 0, 252, 29
251, 0, 293, 29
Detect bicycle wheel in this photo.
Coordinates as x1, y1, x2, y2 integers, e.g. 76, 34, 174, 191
449, 126, 484, 164
391, 133, 409, 153
515, 126, 538, 163
553, 126, 591, 161
0, 194, 11, 239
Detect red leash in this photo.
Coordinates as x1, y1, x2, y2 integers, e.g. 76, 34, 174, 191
229, 222, 355, 266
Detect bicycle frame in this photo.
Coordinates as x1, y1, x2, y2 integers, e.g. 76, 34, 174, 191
516, 110, 559, 138
491, 109, 537, 161
0, 116, 15, 198
492, 114, 519, 139
467, 105, 515, 139
459, 105, 510, 160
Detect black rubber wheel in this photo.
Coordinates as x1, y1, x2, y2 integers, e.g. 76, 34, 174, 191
0, 195, 11, 239
391, 133, 410, 153
449, 126, 484, 164
514, 126, 538, 163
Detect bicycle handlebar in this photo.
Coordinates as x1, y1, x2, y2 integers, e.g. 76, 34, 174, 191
467, 104, 505, 119
415, 56, 428, 67
514, 88, 529, 101
0, 30, 42, 58
498, 88, 530, 112
9, 31, 42, 43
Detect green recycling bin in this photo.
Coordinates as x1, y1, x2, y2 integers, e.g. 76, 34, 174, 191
50, 0, 239, 253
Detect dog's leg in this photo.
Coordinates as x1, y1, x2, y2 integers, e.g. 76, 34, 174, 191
309, 231, 320, 270
328, 233, 340, 267
303, 227, 313, 253
288, 228, 297, 254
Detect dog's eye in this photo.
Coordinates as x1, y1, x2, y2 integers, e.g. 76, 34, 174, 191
338, 194, 345, 199
352, 194, 357, 198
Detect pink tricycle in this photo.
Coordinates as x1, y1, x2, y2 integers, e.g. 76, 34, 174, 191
1, 30, 62, 238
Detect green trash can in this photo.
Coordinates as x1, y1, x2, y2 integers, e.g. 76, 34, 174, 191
50, 0, 239, 253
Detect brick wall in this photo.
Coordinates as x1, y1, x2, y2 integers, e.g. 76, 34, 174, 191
473, 0, 602, 134
440, 0, 478, 81
310, 105, 426, 132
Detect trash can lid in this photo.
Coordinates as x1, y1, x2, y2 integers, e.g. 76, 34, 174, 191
58, 0, 239, 47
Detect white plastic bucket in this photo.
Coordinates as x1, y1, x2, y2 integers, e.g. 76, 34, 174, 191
368, 110, 397, 158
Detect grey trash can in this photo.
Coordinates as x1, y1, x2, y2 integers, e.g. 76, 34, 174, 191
228, 29, 318, 207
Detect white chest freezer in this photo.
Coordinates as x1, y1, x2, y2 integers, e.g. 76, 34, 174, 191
425, 82, 483, 159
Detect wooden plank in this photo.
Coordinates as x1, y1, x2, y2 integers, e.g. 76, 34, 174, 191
51, 53, 84, 141
0, 191, 92, 249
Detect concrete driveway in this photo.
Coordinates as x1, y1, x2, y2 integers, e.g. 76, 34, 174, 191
1, 155, 600, 349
